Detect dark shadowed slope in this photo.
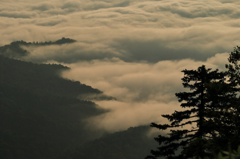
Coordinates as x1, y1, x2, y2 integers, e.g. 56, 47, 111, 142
65, 126, 158, 159
0, 55, 105, 159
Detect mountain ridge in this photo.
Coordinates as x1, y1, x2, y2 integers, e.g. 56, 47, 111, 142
0, 39, 156, 159
0, 37, 76, 59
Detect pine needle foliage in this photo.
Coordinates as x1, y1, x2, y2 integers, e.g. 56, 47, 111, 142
220, 46, 240, 151
146, 65, 226, 159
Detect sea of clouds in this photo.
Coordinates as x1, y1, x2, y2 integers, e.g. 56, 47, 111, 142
1, 0, 240, 133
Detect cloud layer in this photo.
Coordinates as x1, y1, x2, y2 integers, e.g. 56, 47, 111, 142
61, 53, 229, 132
0, 0, 238, 132
1, 0, 240, 62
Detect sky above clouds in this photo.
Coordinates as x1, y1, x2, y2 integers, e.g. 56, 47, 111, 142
1, 0, 240, 132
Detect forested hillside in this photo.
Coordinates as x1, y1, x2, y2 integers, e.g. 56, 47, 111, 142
0, 55, 105, 159
0, 46, 156, 159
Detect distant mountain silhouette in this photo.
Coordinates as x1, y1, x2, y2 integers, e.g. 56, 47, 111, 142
0, 37, 76, 59
54, 37, 76, 44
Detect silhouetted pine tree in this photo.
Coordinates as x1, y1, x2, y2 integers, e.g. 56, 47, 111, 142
146, 65, 226, 159
217, 46, 240, 151
201, 76, 236, 154
199, 47, 240, 154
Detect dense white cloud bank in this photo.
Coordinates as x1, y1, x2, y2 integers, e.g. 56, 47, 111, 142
61, 53, 229, 132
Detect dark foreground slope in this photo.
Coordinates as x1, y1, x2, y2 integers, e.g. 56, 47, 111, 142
67, 126, 157, 159
0, 52, 157, 159
0, 56, 104, 159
